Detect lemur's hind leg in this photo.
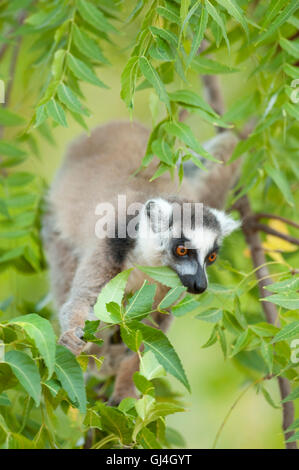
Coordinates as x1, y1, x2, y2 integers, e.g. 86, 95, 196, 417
109, 312, 173, 406
42, 214, 79, 309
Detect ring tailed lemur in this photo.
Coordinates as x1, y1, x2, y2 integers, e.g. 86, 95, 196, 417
42, 121, 240, 404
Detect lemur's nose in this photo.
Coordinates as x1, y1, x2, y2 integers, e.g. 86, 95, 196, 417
193, 278, 207, 294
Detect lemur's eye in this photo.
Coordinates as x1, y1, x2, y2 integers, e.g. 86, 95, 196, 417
175, 245, 188, 257
207, 251, 217, 264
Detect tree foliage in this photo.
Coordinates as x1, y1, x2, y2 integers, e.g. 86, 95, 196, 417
0, 0, 298, 449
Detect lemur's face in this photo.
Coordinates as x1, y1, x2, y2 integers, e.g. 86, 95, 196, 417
136, 198, 239, 294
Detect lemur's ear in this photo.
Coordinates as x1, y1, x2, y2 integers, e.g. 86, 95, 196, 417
210, 208, 240, 237
144, 198, 173, 233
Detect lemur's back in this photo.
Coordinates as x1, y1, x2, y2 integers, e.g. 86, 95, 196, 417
48, 121, 180, 246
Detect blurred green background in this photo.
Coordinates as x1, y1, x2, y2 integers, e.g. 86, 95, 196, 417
1, 20, 298, 449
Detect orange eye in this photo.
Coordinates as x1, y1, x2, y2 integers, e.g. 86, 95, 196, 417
207, 252, 217, 263
176, 245, 188, 257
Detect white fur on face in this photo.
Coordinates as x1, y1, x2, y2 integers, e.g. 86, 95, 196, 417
209, 208, 240, 237
132, 199, 239, 270
183, 226, 218, 265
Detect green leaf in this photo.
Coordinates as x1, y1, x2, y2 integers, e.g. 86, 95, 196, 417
215, 0, 249, 37
149, 162, 172, 181
152, 139, 173, 165
135, 394, 155, 421
263, 293, 299, 311
283, 63, 299, 79
106, 302, 122, 322
120, 56, 139, 109
83, 408, 102, 430
131, 321, 190, 391
190, 106, 232, 128
191, 56, 238, 74
168, 89, 218, 116
82, 320, 103, 346
250, 322, 279, 337
149, 26, 178, 48
188, 5, 208, 65
0, 141, 26, 158
272, 322, 299, 343
261, 386, 280, 409
217, 326, 227, 358
77, 0, 117, 33
125, 281, 156, 320
284, 102, 299, 121
196, 307, 224, 324
286, 431, 299, 443
157, 6, 180, 24
46, 99, 67, 127
133, 372, 155, 397
230, 330, 252, 357
72, 24, 109, 64
257, 1, 299, 44
34, 105, 48, 128
51, 49, 65, 81
171, 294, 200, 317
286, 418, 299, 432
133, 399, 184, 440
158, 286, 186, 310
136, 265, 181, 288
43, 378, 61, 397
234, 296, 248, 329
163, 121, 218, 162
57, 83, 89, 116
180, 0, 191, 24
202, 324, 218, 348
267, 277, 299, 293
138, 427, 162, 449
139, 56, 170, 112
264, 163, 294, 207
206, 0, 230, 51
140, 351, 166, 381
67, 53, 108, 88
281, 386, 299, 403
4, 351, 41, 406
0, 108, 25, 126
260, 341, 273, 375
120, 326, 143, 352
94, 269, 132, 322
54, 345, 86, 413
0, 392, 11, 407
97, 403, 133, 445
9, 314, 56, 378
279, 37, 299, 59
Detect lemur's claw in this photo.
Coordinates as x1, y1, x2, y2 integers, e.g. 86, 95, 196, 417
59, 327, 86, 356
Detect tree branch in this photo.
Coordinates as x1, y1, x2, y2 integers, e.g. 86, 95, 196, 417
199, 66, 297, 449
254, 222, 299, 246
254, 213, 299, 230
234, 196, 297, 449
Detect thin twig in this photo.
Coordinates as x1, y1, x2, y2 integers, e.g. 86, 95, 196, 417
254, 213, 299, 230
254, 222, 299, 246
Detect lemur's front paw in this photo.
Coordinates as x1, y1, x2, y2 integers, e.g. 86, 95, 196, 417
59, 327, 86, 356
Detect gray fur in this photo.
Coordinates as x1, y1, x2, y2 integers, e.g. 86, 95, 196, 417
42, 121, 240, 404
